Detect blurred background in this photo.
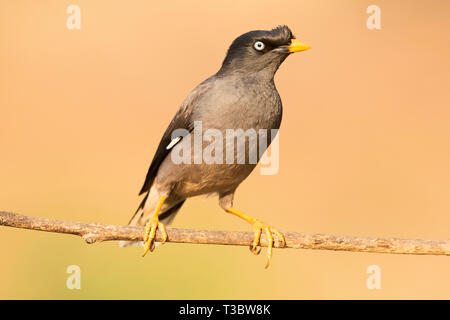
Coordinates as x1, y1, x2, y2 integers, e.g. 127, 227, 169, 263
1, 0, 449, 299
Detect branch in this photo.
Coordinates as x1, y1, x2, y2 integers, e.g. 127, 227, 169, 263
1, 211, 449, 256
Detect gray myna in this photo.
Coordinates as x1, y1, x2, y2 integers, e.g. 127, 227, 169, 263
123, 26, 310, 268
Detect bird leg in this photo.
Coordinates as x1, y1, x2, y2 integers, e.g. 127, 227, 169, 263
226, 207, 285, 268
142, 196, 168, 256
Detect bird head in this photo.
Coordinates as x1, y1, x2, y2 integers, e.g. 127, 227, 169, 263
218, 25, 310, 78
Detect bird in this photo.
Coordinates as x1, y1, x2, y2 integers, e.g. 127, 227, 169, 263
121, 25, 310, 268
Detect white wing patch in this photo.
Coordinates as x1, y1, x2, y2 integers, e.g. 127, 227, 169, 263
166, 136, 182, 150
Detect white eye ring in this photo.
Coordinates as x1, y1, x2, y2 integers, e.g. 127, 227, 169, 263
253, 41, 265, 51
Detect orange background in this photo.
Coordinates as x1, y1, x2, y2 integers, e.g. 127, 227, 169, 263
1, 0, 449, 299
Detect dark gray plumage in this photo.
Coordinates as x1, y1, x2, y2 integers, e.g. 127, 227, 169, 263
121, 25, 310, 267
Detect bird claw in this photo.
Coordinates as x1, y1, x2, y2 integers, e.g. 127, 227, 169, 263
142, 216, 167, 257
249, 244, 262, 255
250, 220, 285, 268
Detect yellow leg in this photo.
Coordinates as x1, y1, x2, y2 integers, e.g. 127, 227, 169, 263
227, 207, 285, 268
142, 196, 168, 257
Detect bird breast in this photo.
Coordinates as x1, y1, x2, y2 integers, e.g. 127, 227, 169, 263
192, 76, 282, 132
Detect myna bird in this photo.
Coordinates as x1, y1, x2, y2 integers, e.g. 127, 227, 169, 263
122, 25, 310, 268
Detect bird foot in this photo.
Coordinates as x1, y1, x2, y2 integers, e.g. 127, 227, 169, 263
142, 215, 167, 257
249, 219, 285, 269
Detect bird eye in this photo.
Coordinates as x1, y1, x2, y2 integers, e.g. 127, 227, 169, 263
253, 41, 265, 51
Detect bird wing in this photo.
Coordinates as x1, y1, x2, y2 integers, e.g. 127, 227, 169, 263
138, 79, 213, 195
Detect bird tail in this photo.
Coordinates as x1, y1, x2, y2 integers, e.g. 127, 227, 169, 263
119, 187, 185, 248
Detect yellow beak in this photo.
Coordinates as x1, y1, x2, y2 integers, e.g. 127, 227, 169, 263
288, 39, 311, 53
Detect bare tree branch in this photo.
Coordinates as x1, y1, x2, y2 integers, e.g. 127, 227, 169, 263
1, 211, 449, 255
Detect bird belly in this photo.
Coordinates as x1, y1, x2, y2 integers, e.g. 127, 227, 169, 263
175, 162, 256, 197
